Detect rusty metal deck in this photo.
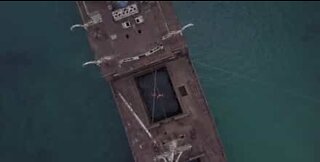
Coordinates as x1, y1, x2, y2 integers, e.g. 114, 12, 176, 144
73, 1, 227, 162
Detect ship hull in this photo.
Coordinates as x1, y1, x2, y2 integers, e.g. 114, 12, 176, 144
74, 1, 227, 162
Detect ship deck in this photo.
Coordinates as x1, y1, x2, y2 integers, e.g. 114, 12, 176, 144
75, 1, 227, 162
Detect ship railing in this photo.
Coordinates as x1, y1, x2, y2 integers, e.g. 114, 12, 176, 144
118, 45, 164, 65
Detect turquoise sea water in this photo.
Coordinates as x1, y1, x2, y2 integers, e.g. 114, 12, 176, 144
0, 1, 319, 162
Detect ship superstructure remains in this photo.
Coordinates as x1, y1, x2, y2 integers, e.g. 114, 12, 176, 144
73, 1, 227, 162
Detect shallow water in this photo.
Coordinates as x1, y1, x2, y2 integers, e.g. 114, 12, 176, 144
0, 1, 319, 162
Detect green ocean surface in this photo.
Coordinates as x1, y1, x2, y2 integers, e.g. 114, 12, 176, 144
0, 1, 319, 162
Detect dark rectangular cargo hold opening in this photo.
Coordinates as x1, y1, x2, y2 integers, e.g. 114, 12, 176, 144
135, 67, 182, 123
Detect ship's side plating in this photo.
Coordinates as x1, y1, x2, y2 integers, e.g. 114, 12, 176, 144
74, 1, 227, 162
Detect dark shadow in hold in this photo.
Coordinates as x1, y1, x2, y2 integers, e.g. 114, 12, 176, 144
135, 67, 183, 123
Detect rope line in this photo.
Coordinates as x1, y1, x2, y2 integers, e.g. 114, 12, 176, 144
193, 59, 320, 104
